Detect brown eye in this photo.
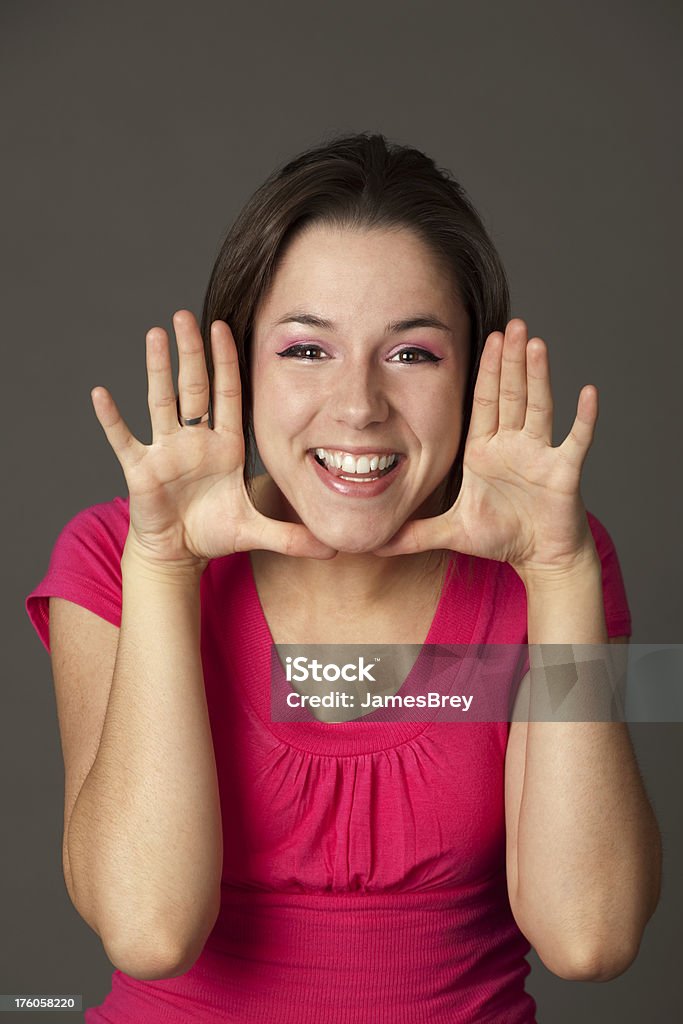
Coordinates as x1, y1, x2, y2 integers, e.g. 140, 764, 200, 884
390, 348, 442, 364
276, 344, 327, 360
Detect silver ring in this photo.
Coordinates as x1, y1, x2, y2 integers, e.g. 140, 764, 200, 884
177, 395, 210, 426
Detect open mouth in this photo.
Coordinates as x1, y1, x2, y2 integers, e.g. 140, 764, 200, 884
310, 449, 402, 482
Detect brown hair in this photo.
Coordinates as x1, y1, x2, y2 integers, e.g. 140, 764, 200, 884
200, 131, 510, 582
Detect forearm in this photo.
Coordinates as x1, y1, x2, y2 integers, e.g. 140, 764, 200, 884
513, 554, 662, 976
67, 537, 223, 968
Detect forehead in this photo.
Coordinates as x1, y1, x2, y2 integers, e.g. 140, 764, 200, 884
256, 224, 464, 326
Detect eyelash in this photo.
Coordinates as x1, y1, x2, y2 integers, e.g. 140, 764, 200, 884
275, 344, 442, 364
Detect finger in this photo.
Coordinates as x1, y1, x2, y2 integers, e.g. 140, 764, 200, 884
146, 327, 181, 439
240, 512, 338, 559
498, 319, 528, 433
209, 320, 244, 443
372, 513, 454, 557
557, 385, 599, 471
90, 386, 146, 470
522, 337, 554, 444
174, 309, 211, 428
468, 331, 503, 442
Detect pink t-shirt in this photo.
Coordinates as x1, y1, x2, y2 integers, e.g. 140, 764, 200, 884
25, 496, 632, 1024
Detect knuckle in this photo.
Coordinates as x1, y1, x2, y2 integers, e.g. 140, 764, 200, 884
180, 381, 209, 397
473, 394, 497, 408
151, 393, 178, 410
215, 383, 242, 400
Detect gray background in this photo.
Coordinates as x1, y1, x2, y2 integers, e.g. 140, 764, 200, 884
3, 0, 681, 1020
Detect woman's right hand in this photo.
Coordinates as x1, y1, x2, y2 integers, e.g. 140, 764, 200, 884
91, 309, 337, 571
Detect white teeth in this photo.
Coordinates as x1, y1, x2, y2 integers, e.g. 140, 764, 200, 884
314, 448, 399, 475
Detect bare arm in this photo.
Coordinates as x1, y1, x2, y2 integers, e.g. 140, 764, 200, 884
66, 309, 332, 978
66, 537, 222, 979
507, 557, 661, 981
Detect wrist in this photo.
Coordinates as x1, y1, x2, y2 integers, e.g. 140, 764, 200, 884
122, 535, 209, 583
515, 544, 601, 593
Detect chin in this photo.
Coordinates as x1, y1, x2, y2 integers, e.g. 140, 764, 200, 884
307, 524, 402, 556
333, 540, 386, 556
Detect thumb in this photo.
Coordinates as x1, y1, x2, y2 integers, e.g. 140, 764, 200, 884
373, 512, 455, 557
243, 512, 338, 559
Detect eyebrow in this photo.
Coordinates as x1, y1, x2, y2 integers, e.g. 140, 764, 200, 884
271, 311, 452, 334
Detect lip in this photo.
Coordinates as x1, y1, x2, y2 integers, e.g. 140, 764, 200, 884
307, 449, 405, 498
308, 445, 403, 456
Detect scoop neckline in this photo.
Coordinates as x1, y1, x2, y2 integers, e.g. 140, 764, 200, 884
234, 549, 489, 756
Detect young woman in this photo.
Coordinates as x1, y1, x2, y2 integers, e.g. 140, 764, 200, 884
26, 132, 661, 1024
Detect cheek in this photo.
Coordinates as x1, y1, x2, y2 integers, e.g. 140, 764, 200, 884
252, 371, 314, 448
408, 389, 462, 446
417, 411, 465, 479
436, 374, 466, 435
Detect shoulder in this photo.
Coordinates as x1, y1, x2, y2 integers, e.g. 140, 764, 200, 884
50, 495, 131, 577
64, 494, 130, 546
26, 495, 131, 655
33, 492, 131, 573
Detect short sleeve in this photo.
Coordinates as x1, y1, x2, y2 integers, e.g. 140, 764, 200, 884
25, 496, 130, 655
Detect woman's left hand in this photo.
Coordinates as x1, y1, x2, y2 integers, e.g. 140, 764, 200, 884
373, 318, 599, 581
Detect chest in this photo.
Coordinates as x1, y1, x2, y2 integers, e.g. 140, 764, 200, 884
261, 592, 439, 646
251, 561, 445, 646
254, 575, 445, 723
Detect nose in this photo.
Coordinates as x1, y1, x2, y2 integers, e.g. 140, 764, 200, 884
328, 360, 390, 430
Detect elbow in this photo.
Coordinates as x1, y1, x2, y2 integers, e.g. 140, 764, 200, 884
100, 898, 221, 982
516, 905, 648, 983
520, 842, 662, 983
552, 942, 638, 983
103, 930, 208, 981
536, 933, 642, 983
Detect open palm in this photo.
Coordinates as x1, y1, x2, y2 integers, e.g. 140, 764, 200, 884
91, 310, 337, 568
373, 319, 598, 577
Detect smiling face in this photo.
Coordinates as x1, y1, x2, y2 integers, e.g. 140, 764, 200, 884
250, 223, 470, 554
